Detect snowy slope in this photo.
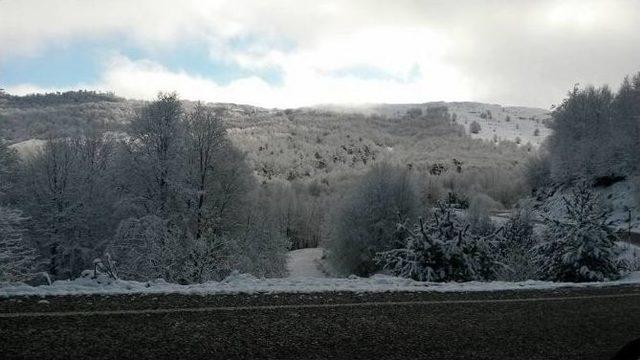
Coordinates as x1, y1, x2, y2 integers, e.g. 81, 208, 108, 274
315, 102, 551, 147
287, 248, 326, 278
449, 103, 551, 147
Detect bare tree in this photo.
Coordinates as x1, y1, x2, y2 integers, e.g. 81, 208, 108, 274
124, 92, 185, 216
184, 103, 227, 239
0, 207, 38, 281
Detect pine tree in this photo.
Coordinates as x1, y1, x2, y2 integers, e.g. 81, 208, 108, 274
376, 203, 499, 282
535, 184, 623, 282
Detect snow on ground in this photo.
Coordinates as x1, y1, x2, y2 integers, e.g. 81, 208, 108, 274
538, 180, 640, 234
287, 248, 326, 278
2, 270, 640, 298
447, 102, 551, 147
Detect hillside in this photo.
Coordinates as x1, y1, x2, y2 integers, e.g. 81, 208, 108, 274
315, 102, 551, 147
1, 92, 548, 185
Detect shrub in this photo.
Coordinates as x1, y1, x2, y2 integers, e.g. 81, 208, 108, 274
524, 153, 552, 192
466, 193, 500, 235
495, 206, 538, 281
469, 121, 482, 134
376, 203, 500, 282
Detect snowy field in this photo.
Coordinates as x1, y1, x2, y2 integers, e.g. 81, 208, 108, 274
3, 246, 639, 298
2, 267, 640, 298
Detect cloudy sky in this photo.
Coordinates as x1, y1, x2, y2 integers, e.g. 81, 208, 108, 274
1, 0, 639, 108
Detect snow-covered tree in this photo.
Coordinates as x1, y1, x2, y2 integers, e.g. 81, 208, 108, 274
183, 234, 234, 283
183, 103, 227, 239
376, 203, 499, 282
19, 134, 119, 279
108, 215, 187, 282
466, 193, 498, 235
0, 135, 18, 196
612, 74, 640, 176
0, 132, 37, 281
0, 207, 38, 281
495, 206, 537, 281
545, 74, 640, 186
232, 209, 290, 278
121, 92, 185, 217
535, 184, 624, 282
327, 163, 420, 276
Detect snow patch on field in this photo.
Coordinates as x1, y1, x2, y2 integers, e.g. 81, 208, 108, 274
2, 270, 640, 298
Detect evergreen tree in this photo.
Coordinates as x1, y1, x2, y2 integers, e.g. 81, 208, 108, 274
535, 184, 623, 282
376, 203, 499, 282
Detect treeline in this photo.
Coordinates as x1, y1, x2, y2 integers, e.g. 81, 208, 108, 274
1, 92, 543, 283
327, 164, 629, 282
535, 73, 640, 187
0, 100, 135, 143
0, 90, 122, 108
0, 93, 289, 283
327, 72, 640, 282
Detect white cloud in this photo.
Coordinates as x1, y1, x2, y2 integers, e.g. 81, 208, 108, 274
2, 0, 640, 108
6, 52, 475, 108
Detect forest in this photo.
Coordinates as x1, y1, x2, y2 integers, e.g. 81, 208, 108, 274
1, 72, 640, 285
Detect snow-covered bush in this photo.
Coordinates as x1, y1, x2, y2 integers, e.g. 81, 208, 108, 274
183, 235, 235, 283
231, 217, 290, 279
466, 193, 499, 235
495, 207, 538, 281
534, 184, 625, 282
0, 207, 38, 282
327, 163, 420, 276
524, 153, 552, 192
110, 210, 290, 283
92, 253, 118, 280
109, 216, 187, 282
376, 203, 500, 282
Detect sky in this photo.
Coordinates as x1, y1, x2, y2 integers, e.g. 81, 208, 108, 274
1, 0, 640, 109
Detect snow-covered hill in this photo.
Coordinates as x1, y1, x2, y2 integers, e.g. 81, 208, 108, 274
450, 103, 551, 147
315, 102, 551, 147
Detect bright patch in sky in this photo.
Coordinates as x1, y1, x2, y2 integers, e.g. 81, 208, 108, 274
1, 0, 639, 108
